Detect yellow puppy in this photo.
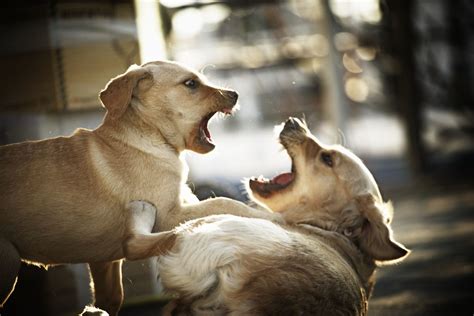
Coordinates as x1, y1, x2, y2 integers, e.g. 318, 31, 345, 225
0, 61, 277, 315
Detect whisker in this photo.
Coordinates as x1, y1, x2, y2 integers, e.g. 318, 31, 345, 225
301, 114, 307, 127
200, 64, 216, 75
239, 179, 255, 205
337, 129, 346, 146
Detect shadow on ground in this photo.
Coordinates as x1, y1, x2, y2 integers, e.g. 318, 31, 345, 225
369, 185, 474, 316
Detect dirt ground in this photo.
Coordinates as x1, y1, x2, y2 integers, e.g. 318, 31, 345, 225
369, 183, 474, 316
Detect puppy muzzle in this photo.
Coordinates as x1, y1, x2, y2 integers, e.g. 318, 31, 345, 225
225, 90, 239, 104
214, 89, 238, 114
280, 117, 308, 146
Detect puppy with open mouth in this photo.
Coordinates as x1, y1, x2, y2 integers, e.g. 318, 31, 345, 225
122, 117, 410, 316
0, 61, 279, 315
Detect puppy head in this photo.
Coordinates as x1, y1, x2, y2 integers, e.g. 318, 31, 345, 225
248, 117, 380, 214
248, 117, 409, 262
99, 61, 238, 154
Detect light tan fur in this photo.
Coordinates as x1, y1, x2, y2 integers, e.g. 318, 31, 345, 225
248, 117, 408, 262
80, 305, 109, 316
0, 61, 277, 315
122, 117, 409, 315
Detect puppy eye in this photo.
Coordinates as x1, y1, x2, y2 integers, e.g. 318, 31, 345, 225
343, 228, 353, 237
320, 152, 333, 167
184, 79, 198, 89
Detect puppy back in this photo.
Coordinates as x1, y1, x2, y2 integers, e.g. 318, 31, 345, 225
229, 234, 368, 315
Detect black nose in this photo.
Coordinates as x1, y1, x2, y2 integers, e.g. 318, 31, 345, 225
284, 117, 301, 130
227, 91, 238, 103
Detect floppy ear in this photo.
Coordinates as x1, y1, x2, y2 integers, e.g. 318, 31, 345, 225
355, 195, 409, 262
99, 65, 152, 120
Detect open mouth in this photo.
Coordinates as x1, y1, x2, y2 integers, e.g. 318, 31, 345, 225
249, 151, 296, 198
198, 107, 234, 148
249, 172, 295, 198
249, 117, 308, 197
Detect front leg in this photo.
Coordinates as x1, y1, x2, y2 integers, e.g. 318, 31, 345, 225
88, 261, 123, 316
123, 200, 177, 261
160, 197, 283, 231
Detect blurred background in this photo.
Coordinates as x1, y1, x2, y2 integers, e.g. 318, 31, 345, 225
0, 0, 472, 315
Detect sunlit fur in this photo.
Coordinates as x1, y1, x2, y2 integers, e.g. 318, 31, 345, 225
80, 305, 109, 316
248, 119, 381, 216
122, 117, 409, 315
0, 61, 277, 314
247, 118, 407, 262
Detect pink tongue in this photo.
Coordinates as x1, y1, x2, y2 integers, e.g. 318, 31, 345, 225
272, 172, 294, 185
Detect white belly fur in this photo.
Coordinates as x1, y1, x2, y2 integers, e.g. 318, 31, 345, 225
157, 215, 292, 298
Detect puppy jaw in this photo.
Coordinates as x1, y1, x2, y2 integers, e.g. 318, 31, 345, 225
186, 88, 237, 154
177, 71, 238, 154
248, 117, 323, 211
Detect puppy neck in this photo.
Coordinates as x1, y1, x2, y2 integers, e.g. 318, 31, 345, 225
132, 98, 188, 152
303, 227, 377, 297
337, 238, 377, 298
96, 108, 180, 158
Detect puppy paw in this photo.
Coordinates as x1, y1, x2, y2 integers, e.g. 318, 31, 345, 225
127, 200, 156, 214
126, 200, 157, 234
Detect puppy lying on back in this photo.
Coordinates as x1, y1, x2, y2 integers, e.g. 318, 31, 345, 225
0, 61, 277, 315
123, 117, 410, 315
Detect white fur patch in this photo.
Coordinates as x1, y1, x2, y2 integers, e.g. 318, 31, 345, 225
157, 215, 291, 297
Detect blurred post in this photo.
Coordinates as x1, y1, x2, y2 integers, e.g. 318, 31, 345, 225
134, 0, 167, 63
320, 0, 348, 143
387, 0, 426, 173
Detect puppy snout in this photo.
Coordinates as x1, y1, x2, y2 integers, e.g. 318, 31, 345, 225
280, 117, 308, 145
225, 90, 239, 104
283, 117, 307, 133
284, 117, 301, 131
